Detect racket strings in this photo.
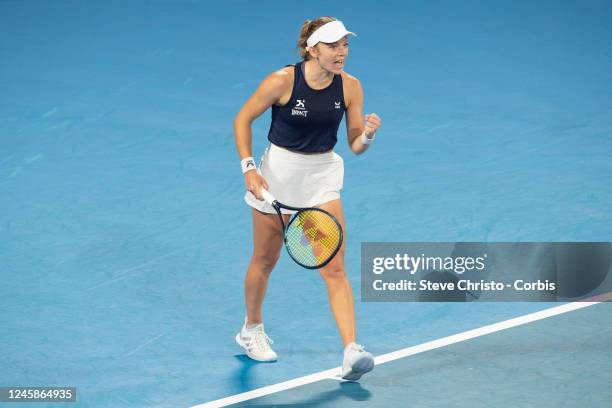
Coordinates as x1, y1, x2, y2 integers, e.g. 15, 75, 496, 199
285, 209, 342, 268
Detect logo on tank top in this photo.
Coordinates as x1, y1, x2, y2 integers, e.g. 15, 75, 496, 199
292, 99, 308, 117
334, 101, 341, 109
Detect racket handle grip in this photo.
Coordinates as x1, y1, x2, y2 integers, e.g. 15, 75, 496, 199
260, 188, 276, 205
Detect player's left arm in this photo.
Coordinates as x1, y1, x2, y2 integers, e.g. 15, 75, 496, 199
344, 74, 381, 155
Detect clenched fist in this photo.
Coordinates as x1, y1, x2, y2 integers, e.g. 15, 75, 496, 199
364, 113, 382, 138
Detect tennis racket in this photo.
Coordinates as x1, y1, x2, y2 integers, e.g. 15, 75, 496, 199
261, 189, 343, 269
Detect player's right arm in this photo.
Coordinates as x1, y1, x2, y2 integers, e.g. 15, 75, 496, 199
234, 70, 291, 200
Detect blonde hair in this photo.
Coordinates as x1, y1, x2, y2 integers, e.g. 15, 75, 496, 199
297, 16, 337, 60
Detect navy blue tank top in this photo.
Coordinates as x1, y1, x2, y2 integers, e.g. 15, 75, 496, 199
267, 61, 346, 153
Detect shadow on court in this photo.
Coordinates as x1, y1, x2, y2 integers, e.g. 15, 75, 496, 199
229, 355, 373, 407
230, 355, 278, 392
234, 382, 372, 407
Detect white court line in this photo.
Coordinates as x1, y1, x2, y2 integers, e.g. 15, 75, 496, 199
193, 295, 611, 408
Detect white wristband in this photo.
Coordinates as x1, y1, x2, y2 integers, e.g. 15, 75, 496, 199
361, 131, 376, 145
241, 156, 256, 174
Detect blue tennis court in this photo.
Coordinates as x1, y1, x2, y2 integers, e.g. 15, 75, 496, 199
1, 1, 611, 407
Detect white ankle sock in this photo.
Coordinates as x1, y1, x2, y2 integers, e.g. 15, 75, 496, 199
246, 322, 263, 331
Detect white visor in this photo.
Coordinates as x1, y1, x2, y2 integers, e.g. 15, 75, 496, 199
306, 20, 356, 48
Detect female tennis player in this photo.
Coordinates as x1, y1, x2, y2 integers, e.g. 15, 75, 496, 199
233, 17, 381, 381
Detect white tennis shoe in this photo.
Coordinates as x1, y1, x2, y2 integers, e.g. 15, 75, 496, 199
235, 319, 277, 362
341, 342, 374, 381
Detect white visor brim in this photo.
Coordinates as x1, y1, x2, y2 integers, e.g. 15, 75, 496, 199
306, 20, 356, 48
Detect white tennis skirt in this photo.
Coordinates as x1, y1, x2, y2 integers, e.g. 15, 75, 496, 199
244, 143, 344, 214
